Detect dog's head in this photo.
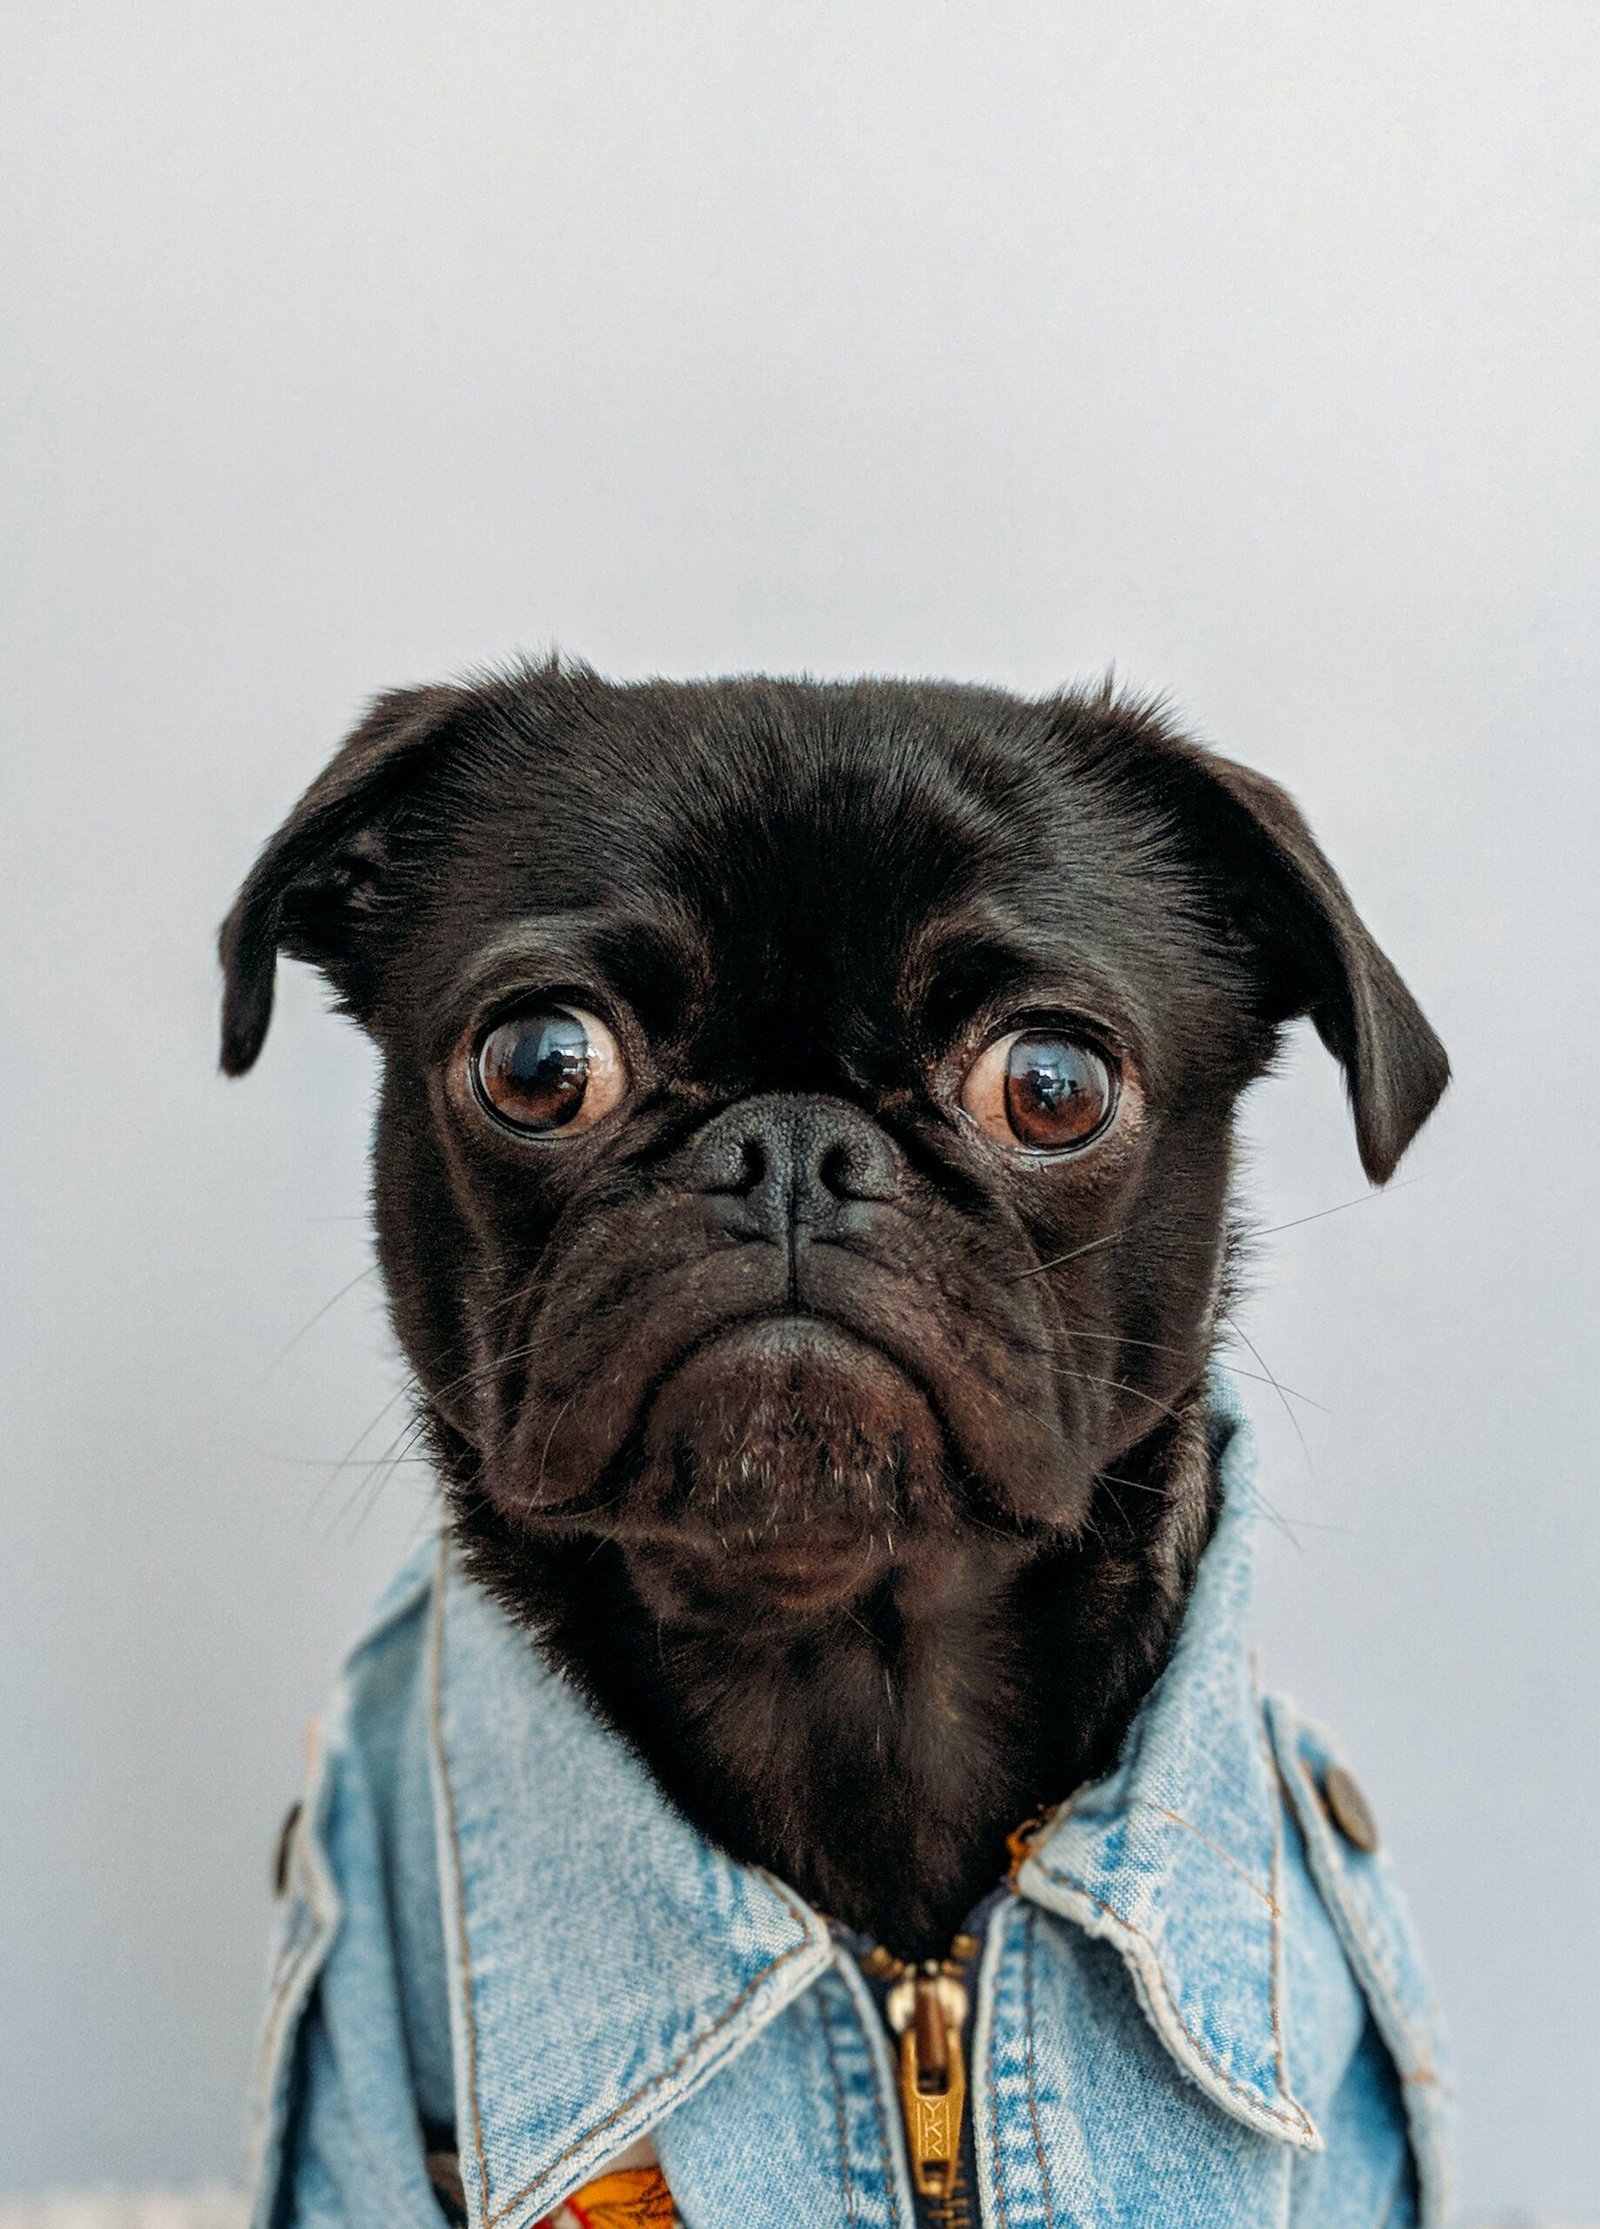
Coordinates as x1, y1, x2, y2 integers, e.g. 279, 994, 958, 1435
221, 665, 1446, 1630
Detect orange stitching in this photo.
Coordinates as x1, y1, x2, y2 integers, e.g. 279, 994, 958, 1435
431, 1549, 821, 2226
986, 1931, 1010, 2229
1022, 1908, 1057, 2229
1286, 1749, 1436, 2083
1278, 1731, 1455, 2109
1253, 1676, 1294, 2112
1031, 1782, 1278, 1912
854, 1978, 907, 2229
1041, 1872, 1315, 2139
814, 1981, 862, 2229
429, 1546, 492, 2228
487, 1926, 816, 2223
1146, 1806, 1280, 1911
1028, 1717, 1310, 2140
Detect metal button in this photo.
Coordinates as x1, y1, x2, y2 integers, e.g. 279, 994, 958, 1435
1320, 1763, 1379, 1854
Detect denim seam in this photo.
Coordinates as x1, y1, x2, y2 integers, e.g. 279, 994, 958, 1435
430, 1552, 821, 2228
1284, 1749, 1434, 2083
1036, 1871, 1315, 2139
245, 1734, 343, 2223
1021, 1907, 1058, 2229
253, 1890, 313, 2092
861, 2016, 903, 2229
815, 1981, 863, 2229
1267, 1741, 1293, 2107
1254, 1672, 1295, 2111
832, 1950, 910, 2229
484, 1904, 819, 2223
1036, 1796, 1278, 1910
255, 1891, 316, 2065
428, 1557, 492, 2229
245, 1899, 319, 2196
1280, 1743, 1427, 2069
1146, 1806, 1278, 1909
1267, 1705, 1454, 2225
985, 1949, 1011, 2229
1266, 1697, 1451, 2089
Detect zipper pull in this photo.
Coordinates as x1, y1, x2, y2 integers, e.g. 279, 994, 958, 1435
887, 1964, 968, 2202
1005, 1808, 1050, 1881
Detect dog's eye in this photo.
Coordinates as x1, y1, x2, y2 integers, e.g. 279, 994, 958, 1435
472, 1005, 626, 1135
960, 1028, 1118, 1153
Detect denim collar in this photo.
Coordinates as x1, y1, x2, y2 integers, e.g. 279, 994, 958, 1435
1016, 1387, 1318, 2148
427, 1380, 1315, 2229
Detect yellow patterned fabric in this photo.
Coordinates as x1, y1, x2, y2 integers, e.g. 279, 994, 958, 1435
538, 2163, 679, 2229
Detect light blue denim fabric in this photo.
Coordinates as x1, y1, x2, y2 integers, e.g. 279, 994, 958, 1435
249, 1387, 1453, 2227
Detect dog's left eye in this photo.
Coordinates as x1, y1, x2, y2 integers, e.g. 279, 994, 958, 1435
472, 1005, 626, 1135
960, 1027, 1119, 1154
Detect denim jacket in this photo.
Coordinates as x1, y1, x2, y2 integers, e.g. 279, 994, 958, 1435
249, 1392, 1453, 2228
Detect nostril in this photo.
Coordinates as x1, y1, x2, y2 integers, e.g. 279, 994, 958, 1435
814, 1126, 901, 1206
686, 1094, 902, 1229
687, 1122, 771, 1198
817, 1142, 854, 1200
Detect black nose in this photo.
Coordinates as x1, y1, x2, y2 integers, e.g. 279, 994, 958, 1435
688, 1093, 903, 1244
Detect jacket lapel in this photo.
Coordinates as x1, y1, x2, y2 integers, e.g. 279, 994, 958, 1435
1016, 1399, 1320, 2150
427, 1550, 834, 2229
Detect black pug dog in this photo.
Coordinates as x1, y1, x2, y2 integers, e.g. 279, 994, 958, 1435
221, 660, 1446, 1964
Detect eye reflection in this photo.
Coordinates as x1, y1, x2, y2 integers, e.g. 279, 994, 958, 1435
472, 1005, 625, 1135
960, 1028, 1118, 1153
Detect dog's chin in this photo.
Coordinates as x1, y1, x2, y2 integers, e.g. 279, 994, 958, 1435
613, 1316, 950, 1624
621, 1531, 896, 1624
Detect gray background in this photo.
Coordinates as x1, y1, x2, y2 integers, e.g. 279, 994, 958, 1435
3, 2, 1595, 2213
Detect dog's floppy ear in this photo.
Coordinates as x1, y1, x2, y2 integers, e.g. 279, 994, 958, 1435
218, 683, 470, 1075
1170, 743, 1449, 1183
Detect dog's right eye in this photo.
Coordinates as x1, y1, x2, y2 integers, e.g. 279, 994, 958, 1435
472, 1005, 626, 1136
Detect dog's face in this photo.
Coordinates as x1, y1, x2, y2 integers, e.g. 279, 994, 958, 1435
221, 667, 1446, 1636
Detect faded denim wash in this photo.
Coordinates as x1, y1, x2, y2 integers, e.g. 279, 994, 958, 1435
249, 1387, 1452, 2227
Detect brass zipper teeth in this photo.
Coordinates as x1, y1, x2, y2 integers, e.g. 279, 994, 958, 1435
858, 1813, 1050, 2222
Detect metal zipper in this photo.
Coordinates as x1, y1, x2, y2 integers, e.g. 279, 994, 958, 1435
877, 1818, 1051, 2220
859, 1936, 980, 2228
849, 1812, 1053, 2228
888, 1952, 974, 2218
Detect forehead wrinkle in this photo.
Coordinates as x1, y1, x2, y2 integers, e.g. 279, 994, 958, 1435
641, 732, 1070, 1061
904, 911, 1154, 1057
434, 901, 706, 1022
444, 914, 599, 994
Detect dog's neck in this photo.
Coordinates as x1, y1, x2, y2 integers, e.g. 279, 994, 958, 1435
441, 1392, 1218, 1961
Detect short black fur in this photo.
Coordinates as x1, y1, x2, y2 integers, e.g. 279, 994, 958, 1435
221, 663, 1446, 1957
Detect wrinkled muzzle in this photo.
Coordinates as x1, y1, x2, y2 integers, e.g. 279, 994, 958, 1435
477, 1093, 1091, 1566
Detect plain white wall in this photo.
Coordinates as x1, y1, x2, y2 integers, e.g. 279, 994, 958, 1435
2, 3, 1596, 2212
